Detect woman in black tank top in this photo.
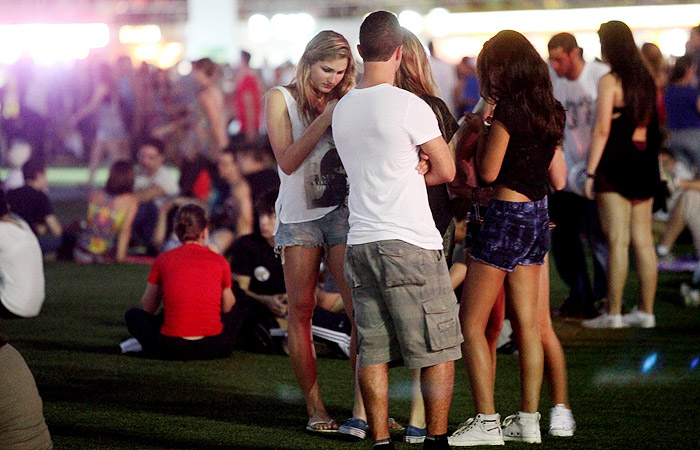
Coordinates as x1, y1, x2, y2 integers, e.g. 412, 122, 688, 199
582, 20, 660, 330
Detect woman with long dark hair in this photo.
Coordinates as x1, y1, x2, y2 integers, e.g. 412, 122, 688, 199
73, 160, 138, 263
449, 30, 566, 446
582, 21, 661, 329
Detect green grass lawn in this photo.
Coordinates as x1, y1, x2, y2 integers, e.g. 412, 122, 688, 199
3, 193, 700, 449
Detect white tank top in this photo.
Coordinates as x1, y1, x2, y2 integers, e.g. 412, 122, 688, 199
273, 86, 347, 230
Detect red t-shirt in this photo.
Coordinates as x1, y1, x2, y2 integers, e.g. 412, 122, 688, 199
233, 72, 261, 134
147, 243, 232, 338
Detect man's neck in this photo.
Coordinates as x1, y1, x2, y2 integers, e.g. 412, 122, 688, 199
569, 59, 585, 81
356, 61, 396, 89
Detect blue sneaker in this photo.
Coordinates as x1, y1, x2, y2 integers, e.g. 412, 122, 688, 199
404, 425, 427, 444
339, 418, 367, 440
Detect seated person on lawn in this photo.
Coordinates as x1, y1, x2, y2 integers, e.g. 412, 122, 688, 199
229, 189, 351, 355
0, 188, 46, 319
0, 321, 53, 450
124, 204, 242, 360
6, 158, 64, 254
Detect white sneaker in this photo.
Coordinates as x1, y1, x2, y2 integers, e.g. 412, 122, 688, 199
622, 307, 656, 328
681, 283, 700, 307
548, 404, 575, 437
448, 414, 504, 446
581, 313, 627, 329
119, 337, 143, 353
502, 411, 541, 443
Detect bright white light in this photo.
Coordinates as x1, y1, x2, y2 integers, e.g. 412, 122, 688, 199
399, 10, 424, 34
248, 14, 272, 44
177, 60, 193, 77
119, 25, 161, 44
434, 4, 700, 35
271, 13, 316, 42
425, 8, 450, 38
659, 28, 692, 57
0, 23, 109, 65
156, 43, 184, 69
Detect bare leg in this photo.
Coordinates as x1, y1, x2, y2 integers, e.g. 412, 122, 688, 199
326, 244, 365, 421
408, 369, 426, 428
282, 246, 335, 429
505, 264, 543, 413
421, 361, 455, 436
658, 199, 687, 250
358, 363, 390, 441
598, 193, 632, 316
87, 140, 104, 188
538, 255, 570, 407
630, 198, 657, 314
460, 260, 507, 414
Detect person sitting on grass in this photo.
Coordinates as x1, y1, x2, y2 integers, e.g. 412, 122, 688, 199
0, 321, 53, 450
123, 204, 240, 360
6, 158, 64, 254
0, 188, 46, 320
73, 161, 139, 264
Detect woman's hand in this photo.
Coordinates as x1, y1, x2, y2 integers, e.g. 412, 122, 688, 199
320, 99, 339, 125
584, 177, 596, 200
416, 149, 430, 175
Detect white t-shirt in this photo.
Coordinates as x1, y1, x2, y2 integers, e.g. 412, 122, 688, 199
551, 60, 609, 196
272, 86, 346, 229
134, 166, 180, 207
0, 214, 45, 318
332, 84, 443, 250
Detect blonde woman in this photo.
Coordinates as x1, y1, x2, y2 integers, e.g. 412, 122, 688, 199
265, 30, 355, 433
394, 28, 459, 444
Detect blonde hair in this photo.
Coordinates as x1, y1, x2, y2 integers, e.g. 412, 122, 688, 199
290, 30, 356, 125
395, 28, 439, 98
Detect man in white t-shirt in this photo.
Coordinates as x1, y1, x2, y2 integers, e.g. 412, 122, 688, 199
0, 189, 45, 319
548, 32, 610, 318
333, 11, 461, 450
132, 138, 180, 251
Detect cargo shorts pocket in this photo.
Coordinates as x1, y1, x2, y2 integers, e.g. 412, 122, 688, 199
378, 241, 430, 288
422, 293, 463, 351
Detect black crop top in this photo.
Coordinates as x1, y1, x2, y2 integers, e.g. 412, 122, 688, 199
491, 101, 556, 201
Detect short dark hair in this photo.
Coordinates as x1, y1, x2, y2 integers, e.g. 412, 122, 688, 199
241, 50, 251, 65
105, 160, 135, 196
254, 188, 277, 217
174, 203, 208, 242
0, 188, 8, 216
22, 157, 46, 182
192, 58, 218, 78
548, 32, 579, 54
138, 137, 166, 156
359, 11, 403, 62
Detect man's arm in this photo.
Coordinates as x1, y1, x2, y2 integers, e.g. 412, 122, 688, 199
45, 214, 62, 236
140, 282, 162, 314
420, 136, 456, 186
135, 185, 166, 203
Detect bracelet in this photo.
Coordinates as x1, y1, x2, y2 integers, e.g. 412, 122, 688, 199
585, 171, 596, 179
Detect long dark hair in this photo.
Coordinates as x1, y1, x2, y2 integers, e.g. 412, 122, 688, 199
669, 54, 693, 85
477, 30, 565, 147
599, 21, 656, 125
105, 161, 134, 196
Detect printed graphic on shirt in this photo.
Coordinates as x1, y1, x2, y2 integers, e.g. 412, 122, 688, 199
304, 132, 348, 209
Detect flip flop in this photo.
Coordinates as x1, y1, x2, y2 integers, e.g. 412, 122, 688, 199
306, 419, 339, 434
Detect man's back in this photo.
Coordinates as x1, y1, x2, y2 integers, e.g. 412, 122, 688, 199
333, 83, 443, 249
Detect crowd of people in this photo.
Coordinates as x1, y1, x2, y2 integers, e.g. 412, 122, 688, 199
2, 9, 700, 450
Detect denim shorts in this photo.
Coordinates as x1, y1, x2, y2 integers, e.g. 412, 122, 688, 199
345, 240, 463, 369
274, 205, 349, 258
471, 197, 550, 272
